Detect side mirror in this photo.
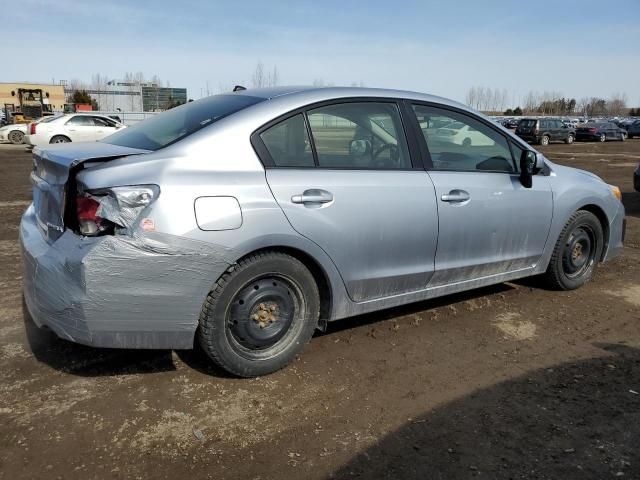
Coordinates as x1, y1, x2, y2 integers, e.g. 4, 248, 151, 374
519, 150, 542, 188
349, 139, 371, 157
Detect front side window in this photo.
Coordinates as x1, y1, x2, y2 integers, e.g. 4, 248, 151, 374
306, 102, 411, 169
413, 105, 515, 173
260, 114, 314, 167
91, 116, 115, 127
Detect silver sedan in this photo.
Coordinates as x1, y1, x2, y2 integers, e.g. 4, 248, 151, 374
20, 87, 625, 377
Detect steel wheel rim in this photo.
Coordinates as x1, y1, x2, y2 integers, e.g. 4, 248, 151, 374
542, 136, 549, 145
226, 274, 303, 351
562, 226, 595, 278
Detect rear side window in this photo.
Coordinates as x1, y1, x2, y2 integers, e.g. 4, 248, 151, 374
103, 94, 264, 151
518, 119, 536, 128
260, 114, 314, 167
66, 116, 93, 126
306, 102, 411, 169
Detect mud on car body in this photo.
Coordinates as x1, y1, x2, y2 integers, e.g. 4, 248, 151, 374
20, 87, 625, 377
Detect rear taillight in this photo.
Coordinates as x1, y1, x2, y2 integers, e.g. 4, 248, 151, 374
76, 195, 108, 236
30, 123, 36, 135
74, 185, 159, 236
589, 128, 597, 133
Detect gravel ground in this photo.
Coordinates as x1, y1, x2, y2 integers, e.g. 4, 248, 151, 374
0, 140, 638, 479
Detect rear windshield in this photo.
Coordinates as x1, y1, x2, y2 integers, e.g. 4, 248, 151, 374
102, 94, 264, 151
518, 119, 536, 127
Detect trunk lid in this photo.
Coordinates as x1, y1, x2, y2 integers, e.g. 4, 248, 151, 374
31, 142, 150, 242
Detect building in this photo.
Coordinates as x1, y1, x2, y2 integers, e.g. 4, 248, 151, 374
142, 86, 187, 111
64, 80, 187, 112
0, 82, 66, 112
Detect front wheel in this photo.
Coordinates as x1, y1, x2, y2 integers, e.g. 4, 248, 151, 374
540, 135, 550, 146
198, 251, 320, 377
565, 134, 574, 144
599, 133, 606, 142
542, 211, 603, 290
620, 132, 626, 142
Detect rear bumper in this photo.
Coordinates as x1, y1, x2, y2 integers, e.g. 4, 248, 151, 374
20, 205, 234, 349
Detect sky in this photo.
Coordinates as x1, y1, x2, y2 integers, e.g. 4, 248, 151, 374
4, 0, 640, 106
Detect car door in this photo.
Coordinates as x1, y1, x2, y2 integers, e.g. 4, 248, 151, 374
89, 116, 118, 141
410, 103, 553, 286
257, 101, 439, 302
63, 115, 95, 141
554, 119, 566, 141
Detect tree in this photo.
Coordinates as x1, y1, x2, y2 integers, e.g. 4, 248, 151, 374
70, 90, 98, 110
251, 62, 279, 88
504, 108, 514, 116
513, 106, 522, 116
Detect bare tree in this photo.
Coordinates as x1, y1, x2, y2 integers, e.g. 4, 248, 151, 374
608, 92, 627, 116
251, 62, 266, 88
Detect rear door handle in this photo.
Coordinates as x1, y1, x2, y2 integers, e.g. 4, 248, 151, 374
441, 189, 470, 203
291, 189, 333, 205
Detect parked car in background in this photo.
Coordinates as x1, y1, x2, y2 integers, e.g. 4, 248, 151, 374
20, 87, 625, 377
24, 114, 126, 147
626, 120, 640, 139
503, 118, 519, 129
515, 118, 575, 145
0, 123, 28, 144
575, 122, 627, 142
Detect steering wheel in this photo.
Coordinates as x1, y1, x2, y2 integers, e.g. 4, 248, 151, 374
372, 144, 400, 167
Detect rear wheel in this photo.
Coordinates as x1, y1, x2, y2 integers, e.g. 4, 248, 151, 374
620, 132, 626, 141
198, 251, 320, 377
8, 130, 24, 144
462, 137, 472, 147
542, 211, 603, 290
565, 134, 574, 144
49, 135, 71, 144
599, 133, 606, 142
540, 135, 550, 146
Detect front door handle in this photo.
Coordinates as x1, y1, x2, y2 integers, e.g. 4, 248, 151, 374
441, 189, 470, 203
291, 189, 333, 205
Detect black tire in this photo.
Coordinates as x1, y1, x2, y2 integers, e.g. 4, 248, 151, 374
8, 130, 24, 144
542, 210, 603, 290
565, 134, 574, 144
49, 135, 71, 144
198, 251, 320, 377
540, 135, 550, 146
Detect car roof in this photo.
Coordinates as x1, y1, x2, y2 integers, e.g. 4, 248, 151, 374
232, 85, 468, 109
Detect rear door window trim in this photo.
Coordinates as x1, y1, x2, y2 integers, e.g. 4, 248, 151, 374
250, 97, 424, 171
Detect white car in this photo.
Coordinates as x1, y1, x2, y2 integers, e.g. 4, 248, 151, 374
0, 123, 28, 144
434, 121, 495, 147
25, 114, 126, 146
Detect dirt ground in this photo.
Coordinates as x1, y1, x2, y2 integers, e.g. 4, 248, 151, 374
0, 139, 638, 480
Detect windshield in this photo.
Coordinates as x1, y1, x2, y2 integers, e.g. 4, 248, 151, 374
102, 94, 264, 151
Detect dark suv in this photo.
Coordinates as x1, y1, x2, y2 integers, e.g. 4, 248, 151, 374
515, 118, 575, 145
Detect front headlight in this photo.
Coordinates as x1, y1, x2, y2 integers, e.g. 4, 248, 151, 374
608, 184, 622, 201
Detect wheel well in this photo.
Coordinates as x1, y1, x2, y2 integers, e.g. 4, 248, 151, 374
49, 135, 70, 143
577, 204, 610, 260
236, 246, 332, 329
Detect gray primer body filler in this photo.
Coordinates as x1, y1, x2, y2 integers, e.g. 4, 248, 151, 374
21, 205, 235, 349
